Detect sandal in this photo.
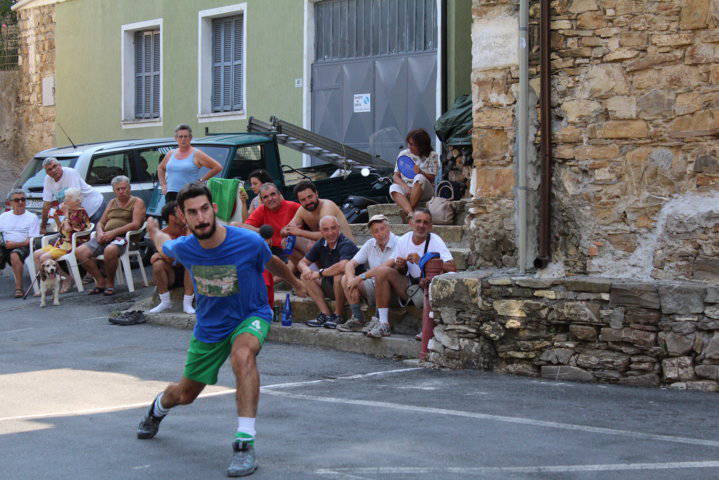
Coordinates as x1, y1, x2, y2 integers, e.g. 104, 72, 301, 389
88, 287, 105, 295
14, 288, 23, 298
103, 287, 115, 296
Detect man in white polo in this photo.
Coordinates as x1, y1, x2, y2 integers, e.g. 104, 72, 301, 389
40, 157, 105, 234
337, 214, 399, 332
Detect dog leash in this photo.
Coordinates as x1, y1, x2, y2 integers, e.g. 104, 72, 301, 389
22, 273, 40, 300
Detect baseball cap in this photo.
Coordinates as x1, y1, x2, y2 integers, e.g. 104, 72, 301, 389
367, 214, 388, 228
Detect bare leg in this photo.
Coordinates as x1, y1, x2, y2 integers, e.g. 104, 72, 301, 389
76, 246, 105, 288
10, 252, 24, 291
160, 377, 206, 408
391, 190, 413, 216
102, 245, 120, 290
409, 182, 424, 210
151, 256, 173, 294
374, 266, 409, 308
230, 333, 261, 417
332, 274, 346, 317
183, 268, 194, 296
306, 278, 331, 315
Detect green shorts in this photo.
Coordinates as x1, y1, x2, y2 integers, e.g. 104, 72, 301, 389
183, 316, 270, 385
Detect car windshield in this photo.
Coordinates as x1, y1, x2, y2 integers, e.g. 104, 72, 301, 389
18, 156, 78, 192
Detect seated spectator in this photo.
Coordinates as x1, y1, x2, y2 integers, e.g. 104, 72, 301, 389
281, 180, 354, 262
33, 187, 91, 294
247, 169, 274, 216
369, 208, 456, 338
389, 129, 439, 221
0, 189, 40, 297
337, 214, 399, 332
238, 183, 300, 266
76, 175, 146, 296
40, 157, 106, 234
297, 215, 359, 329
258, 224, 275, 307
147, 201, 195, 314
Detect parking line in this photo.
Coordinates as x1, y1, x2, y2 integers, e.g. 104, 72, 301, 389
263, 390, 719, 448
316, 461, 719, 475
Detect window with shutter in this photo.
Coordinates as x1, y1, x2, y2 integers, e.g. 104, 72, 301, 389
134, 29, 161, 119
211, 15, 244, 113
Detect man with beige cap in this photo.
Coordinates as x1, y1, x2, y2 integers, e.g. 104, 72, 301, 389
337, 214, 399, 333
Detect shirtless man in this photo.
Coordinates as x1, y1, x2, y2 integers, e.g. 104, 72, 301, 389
280, 181, 354, 264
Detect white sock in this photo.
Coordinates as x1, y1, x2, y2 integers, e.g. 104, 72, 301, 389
148, 292, 171, 313
153, 392, 170, 417
237, 417, 256, 438
378, 308, 389, 325
183, 294, 195, 314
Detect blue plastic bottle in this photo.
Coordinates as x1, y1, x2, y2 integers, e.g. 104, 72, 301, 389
281, 293, 293, 326
283, 235, 297, 255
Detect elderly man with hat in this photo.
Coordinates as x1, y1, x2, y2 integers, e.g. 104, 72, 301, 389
337, 214, 399, 333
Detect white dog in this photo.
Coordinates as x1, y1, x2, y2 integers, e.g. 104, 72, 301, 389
39, 259, 63, 307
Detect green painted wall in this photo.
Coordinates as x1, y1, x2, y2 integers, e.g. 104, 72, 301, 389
446, 0, 472, 106
55, 0, 305, 164
55, 0, 472, 165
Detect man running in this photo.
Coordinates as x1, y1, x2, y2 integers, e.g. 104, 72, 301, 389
137, 182, 306, 477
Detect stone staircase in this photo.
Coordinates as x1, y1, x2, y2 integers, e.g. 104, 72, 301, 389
271, 200, 470, 359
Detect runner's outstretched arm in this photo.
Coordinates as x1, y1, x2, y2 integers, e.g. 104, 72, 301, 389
266, 256, 307, 297
147, 217, 172, 255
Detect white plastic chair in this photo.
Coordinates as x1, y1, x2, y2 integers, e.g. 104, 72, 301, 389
96, 222, 148, 293
40, 223, 95, 293
2, 236, 40, 293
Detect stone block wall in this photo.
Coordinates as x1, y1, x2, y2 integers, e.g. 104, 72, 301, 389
0, 69, 20, 196
429, 271, 719, 391
15, 4, 56, 163
469, 0, 719, 280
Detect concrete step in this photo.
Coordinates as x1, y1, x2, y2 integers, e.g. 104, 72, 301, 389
350, 223, 464, 244
273, 292, 423, 335
269, 324, 420, 359
367, 200, 469, 226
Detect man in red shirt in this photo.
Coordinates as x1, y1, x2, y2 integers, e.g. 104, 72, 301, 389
238, 183, 300, 266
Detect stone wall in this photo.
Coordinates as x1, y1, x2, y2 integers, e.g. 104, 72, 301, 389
0, 69, 20, 197
468, 0, 719, 281
15, 4, 56, 163
429, 271, 719, 391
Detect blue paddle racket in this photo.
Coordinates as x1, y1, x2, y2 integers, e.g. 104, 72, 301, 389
397, 155, 417, 179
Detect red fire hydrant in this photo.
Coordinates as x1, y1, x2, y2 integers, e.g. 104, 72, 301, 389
420, 258, 445, 361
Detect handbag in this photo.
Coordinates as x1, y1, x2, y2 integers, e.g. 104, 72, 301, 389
427, 181, 455, 225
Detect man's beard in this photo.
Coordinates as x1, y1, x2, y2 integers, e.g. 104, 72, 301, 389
191, 218, 217, 240
304, 200, 319, 212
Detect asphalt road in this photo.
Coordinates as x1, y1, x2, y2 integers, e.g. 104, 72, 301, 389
1, 277, 719, 480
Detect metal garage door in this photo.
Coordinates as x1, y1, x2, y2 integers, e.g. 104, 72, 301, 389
312, 0, 438, 166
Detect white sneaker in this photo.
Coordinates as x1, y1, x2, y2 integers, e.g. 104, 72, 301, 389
148, 302, 171, 314
183, 303, 196, 315
366, 322, 391, 338
362, 316, 379, 334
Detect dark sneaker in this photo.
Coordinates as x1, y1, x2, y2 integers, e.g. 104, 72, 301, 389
337, 316, 367, 332
323, 314, 341, 329
306, 313, 329, 328
227, 440, 257, 477
137, 400, 165, 439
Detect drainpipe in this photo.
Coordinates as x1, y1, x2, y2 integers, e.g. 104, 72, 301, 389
534, 0, 553, 269
517, 0, 529, 273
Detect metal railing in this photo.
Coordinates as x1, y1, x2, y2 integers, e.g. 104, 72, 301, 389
0, 23, 18, 70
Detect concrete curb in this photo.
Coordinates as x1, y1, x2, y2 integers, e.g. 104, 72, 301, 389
123, 293, 420, 360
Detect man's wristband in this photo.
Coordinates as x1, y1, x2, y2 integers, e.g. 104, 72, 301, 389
319, 268, 325, 277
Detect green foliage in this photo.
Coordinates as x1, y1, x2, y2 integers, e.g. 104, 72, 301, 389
0, 0, 16, 22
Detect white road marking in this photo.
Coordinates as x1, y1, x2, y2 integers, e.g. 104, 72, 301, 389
263, 390, 719, 448
316, 461, 719, 475
316, 461, 719, 476
0, 368, 420, 423
1, 327, 34, 334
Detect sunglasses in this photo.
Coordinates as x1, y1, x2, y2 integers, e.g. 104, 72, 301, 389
12, 198, 26, 203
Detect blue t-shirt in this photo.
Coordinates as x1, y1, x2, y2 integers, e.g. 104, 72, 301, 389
163, 226, 273, 343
